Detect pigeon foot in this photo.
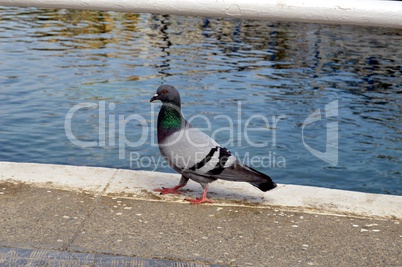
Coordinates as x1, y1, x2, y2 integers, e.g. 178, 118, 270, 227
185, 197, 213, 204
185, 184, 213, 204
154, 185, 182, 195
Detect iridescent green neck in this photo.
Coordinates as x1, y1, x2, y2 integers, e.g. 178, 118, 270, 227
158, 103, 184, 131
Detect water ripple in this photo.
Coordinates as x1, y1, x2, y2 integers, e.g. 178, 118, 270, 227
0, 7, 401, 195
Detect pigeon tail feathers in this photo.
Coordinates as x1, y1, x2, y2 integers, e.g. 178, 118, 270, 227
250, 180, 277, 192
246, 165, 277, 192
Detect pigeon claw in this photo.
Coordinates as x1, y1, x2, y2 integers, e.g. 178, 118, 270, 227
185, 184, 213, 204
154, 186, 182, 195
185, 197, 214, 205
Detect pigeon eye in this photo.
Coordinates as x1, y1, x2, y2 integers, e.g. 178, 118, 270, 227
162, 89, 168, 94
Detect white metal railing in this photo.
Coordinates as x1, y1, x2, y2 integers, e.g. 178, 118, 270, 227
1, 0, 402, 29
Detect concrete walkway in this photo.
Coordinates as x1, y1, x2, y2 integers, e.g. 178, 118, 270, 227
0, 162, 401, 266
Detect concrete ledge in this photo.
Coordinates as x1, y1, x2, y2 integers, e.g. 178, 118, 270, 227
1, 0, 402, 29
1, 161, 401, 220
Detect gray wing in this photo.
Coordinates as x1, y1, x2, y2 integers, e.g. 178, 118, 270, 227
160, 124, 276, 190
159, 125, 222, 172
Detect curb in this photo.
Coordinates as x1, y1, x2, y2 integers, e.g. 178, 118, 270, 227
0, 161, 401, 220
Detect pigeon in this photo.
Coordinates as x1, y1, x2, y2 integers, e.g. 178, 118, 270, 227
150, 85, 277, 204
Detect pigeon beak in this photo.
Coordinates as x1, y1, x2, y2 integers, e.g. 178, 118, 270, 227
150, 93, 158, 102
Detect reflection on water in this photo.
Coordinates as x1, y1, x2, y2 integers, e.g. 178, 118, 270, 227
0, 7, 401, 195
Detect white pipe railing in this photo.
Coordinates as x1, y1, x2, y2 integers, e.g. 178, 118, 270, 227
1, 0, 402, 29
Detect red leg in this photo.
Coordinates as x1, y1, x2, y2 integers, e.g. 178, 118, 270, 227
154, 175, 189, 195
186, 184, 213, 204
154, 184, 184, 195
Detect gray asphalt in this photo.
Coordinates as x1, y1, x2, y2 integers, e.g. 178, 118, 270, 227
0, 181, 401, 266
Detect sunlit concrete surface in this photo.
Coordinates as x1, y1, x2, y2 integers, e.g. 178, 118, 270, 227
0, 162, 401, 219
0, 162, 401, 266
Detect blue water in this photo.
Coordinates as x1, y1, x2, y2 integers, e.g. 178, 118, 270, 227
1, 7, 401, 195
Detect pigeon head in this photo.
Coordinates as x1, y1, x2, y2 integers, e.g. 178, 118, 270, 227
150, 85, 181, 107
